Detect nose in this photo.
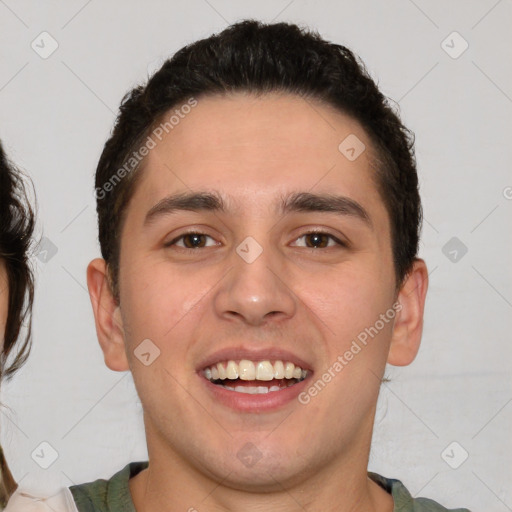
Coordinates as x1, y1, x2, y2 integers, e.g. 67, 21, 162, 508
212, 240, 297, 327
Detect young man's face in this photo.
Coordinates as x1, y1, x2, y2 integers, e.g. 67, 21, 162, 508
89, 92, 427, 489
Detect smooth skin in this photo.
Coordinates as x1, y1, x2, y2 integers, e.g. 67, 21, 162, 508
87, 92, 428, 512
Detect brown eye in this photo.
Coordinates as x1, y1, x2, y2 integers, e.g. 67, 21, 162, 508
292, 231, 345, 249
166, 232, 217, 249
305, 233, 329, 248
181, 233, 207, 248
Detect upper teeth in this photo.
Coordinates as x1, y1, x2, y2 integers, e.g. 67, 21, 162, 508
203, 360, 308, 381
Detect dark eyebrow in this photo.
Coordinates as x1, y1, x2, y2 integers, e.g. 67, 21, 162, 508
144, 190, 372, 228
279, 191, 372, 228
144, 191, 226, 225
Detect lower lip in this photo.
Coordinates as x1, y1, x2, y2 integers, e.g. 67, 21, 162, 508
199, 374, 312, 412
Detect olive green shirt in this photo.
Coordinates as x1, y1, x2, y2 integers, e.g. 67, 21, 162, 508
69, 461, 471, 512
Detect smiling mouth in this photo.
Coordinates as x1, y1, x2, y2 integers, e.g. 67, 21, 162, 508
203, 359, 309, 394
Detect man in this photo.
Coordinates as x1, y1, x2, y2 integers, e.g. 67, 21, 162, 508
6, 19, 471, 512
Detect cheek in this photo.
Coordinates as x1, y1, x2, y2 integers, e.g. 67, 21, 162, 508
118, 263, 203, 411
119, 257, 211, 347
298, 262, 395, 343
297, 267, 395, 423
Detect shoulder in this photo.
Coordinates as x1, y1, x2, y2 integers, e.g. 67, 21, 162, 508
368, 472, 472, 512
4, 461, 148, 512
69, 461, 148, 512
4, 487, 78, 512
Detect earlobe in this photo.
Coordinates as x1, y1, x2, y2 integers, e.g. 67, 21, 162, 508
387, 259, 429, 366
86, 258, 130, 372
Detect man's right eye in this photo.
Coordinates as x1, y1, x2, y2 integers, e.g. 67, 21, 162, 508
165, 232, 219, 250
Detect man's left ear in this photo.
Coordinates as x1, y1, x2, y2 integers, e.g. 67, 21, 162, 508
387, 258, 429, 366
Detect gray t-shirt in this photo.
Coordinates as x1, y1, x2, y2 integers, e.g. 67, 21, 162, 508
69, 461, 471, 511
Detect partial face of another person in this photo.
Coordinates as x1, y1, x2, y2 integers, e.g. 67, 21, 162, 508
0, 261, 7, 350
89, 92, 427, 490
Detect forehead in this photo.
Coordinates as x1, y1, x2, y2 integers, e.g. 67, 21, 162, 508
130, 92, 386, 222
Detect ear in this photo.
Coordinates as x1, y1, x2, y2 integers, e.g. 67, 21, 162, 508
86, 258, 129, 372
387, 258, 429, 366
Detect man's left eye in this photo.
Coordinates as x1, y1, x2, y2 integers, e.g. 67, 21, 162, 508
291, 232, 345, 249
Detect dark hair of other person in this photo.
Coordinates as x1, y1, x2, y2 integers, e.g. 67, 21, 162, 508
0, 140, 35, 507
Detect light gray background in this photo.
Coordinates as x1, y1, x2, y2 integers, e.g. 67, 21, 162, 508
1, 1, 511, 510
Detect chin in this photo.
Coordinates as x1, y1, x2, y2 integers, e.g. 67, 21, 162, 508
195, 442, 316, 492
